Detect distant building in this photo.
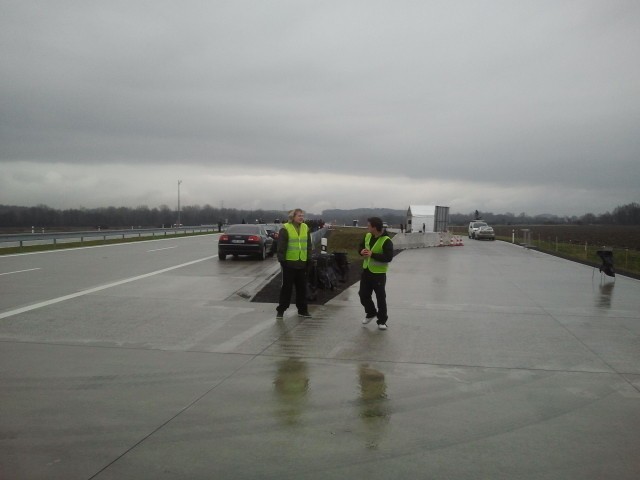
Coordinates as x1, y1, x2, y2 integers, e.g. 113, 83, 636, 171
406, 205, 450, 233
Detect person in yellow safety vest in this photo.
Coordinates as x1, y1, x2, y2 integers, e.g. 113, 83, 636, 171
359, 217, 393, 330
276, 208, 313, 319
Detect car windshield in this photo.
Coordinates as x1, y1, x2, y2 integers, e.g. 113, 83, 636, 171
226, 225, 261, 234
473, 222, 487, 228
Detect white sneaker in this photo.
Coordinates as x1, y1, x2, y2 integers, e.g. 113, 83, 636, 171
362, 314, 376, 325
378, 324, 387, 331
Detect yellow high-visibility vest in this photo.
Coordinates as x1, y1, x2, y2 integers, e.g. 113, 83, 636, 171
284, 222, 309, 261
363, 233, 390, 273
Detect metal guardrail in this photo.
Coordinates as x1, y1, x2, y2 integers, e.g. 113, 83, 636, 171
0, 225, 330, 251
310, 227, 328, 249
0, 226, 218, 249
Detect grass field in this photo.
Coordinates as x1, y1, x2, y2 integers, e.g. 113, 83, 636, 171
450, 224, 640, 277
325, 226, 400, 261
325, 227, 367, 261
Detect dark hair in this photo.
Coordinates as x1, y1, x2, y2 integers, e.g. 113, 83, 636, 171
367, 217, 383, 232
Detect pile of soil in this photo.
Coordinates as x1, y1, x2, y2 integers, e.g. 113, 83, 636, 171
251, 259, 364, 305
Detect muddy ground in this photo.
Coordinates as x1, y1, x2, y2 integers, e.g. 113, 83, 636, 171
251, 250, 403, 305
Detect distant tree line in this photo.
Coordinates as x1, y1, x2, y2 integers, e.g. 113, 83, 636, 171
321, 208, 406, 227
451, 202, 640, 226
322, 203, 640, 227
0, 204, 290, 230
1, 202, 638, 231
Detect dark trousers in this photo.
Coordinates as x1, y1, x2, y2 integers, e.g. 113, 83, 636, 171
359, 269, 388, 323
278, 266, 308, 313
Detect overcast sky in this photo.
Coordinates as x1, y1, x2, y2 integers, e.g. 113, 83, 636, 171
1, 0, 639, 216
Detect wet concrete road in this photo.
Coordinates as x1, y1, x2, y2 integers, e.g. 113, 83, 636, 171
1, 238, 639, 479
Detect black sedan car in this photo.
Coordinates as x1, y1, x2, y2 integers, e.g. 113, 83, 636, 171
218, 224, 274, 260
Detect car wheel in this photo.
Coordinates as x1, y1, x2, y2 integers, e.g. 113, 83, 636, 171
259, 245, 266, 261
219, 253, 226, 260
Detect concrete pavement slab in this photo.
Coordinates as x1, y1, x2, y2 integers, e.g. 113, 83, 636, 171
0, 342, 251, 480
305, 305, 616, 372
1, 239, 640, 479
89, 357, 639, 480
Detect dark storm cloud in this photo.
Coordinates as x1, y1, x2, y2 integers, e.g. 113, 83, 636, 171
1, 0, 639, 213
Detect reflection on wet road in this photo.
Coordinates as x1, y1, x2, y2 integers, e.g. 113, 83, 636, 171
273, 358, 309, 425
596, 280, 615, 309
270, 352, 393, 449
357, 364, 390, 449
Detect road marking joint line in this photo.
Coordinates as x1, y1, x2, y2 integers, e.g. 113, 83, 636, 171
0, 268, 42, 276
0, 256, 216, 320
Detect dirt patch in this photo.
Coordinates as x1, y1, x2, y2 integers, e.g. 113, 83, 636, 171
251, 259, 363, 305
251, 250, 403, 305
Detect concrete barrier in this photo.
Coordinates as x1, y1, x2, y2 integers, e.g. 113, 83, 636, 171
392, 231, 454, 249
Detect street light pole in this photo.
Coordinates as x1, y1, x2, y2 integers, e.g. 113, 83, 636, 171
177, 180, 182, 226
